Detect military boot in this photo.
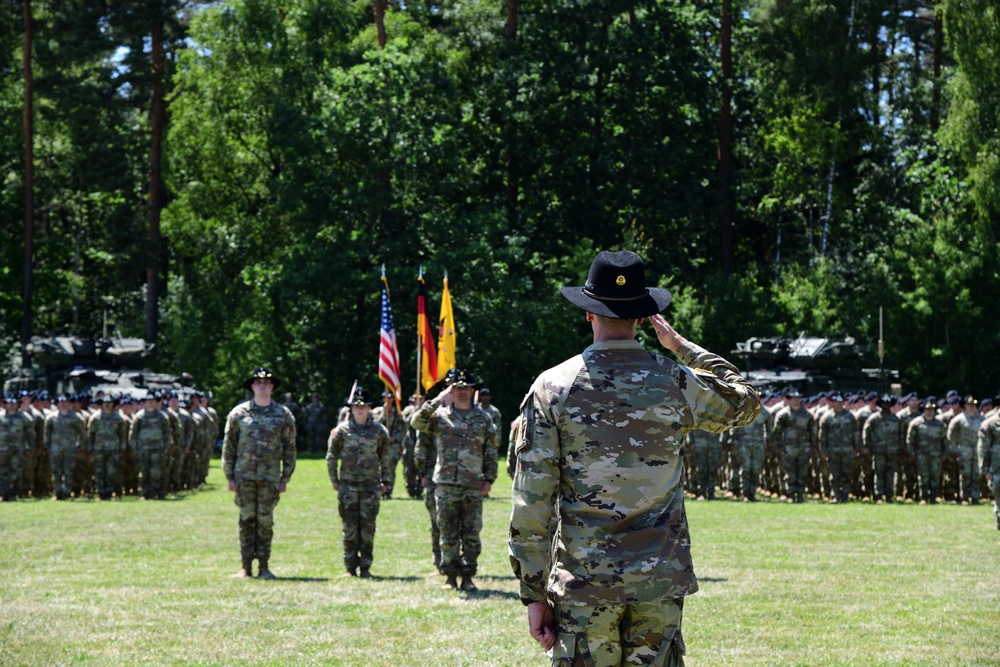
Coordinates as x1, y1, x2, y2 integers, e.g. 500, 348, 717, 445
443, 574, 458, 589
257, 559, 276, 580
460, 575, 478, 592
359, 568, 372, 579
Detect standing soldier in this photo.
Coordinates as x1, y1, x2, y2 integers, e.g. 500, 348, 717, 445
895, 393, 921, 500
863, 395, 903, 503
947, 395, 984, 505
477, 387, 503, 464
167, 393, 195, 492
0, 395, 33, 501
45, 395, 85, 500
131, 392, 172, 500
372, 390, 406, 499
327, 387, 390, 577
401, 395, 423, 499
817, 394, 859, 504
411, 369, 498, 592
160, 392, 182, 495
687, 429, 722, 500
724, 401, 770, 502
119, 397, 140, 495
978, 410, 1000, 530
282, 392, 304, 452
87, 396, 128, 500
222, 367, 297, 580
773, 390, 816, 503
191, 392, 215, 487
304, 393, 328, 454
185, 395, 206, 489
907, 400, 947, 504
18, 391, 46, 497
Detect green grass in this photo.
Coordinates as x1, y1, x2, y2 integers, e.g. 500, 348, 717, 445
2, 457, 998, 666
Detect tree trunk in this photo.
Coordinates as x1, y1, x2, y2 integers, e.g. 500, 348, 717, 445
717, 0, 734, 277
930, 1, 942, 132
147, 16, 167, 343
21, 0, 34, 366
373, 0, 387, 48
504, 0, 518, 231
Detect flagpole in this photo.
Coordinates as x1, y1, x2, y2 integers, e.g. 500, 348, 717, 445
416, 265, 423, 398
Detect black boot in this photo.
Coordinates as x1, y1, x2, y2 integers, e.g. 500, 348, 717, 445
257, 558, 276, 580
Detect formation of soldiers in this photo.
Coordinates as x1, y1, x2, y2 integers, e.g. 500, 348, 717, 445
0, 388, 220, 502
682, 388, 1000, 528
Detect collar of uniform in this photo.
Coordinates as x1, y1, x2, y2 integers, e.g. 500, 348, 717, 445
584, 339, 644, 353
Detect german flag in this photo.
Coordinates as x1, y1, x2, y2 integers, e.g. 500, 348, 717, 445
418, 268, 438, 393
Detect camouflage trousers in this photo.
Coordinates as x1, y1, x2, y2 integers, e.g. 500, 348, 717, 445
870, 450, 899, 500
235, 479, 281, 561
74, 451, 94, 497
50, 448, 76, 498
914, 453, 942, 502
690, 446, 721, 498
93, 450, 121, 498
827, 450, 855, 502
552, 597, 685, 667
738, 445, 765, 498
140, 447, 167, 499
425, 480, 441, 566
21, 448, 43, 497
435, 483, 483, 577
954, 450, 980, 501
403, 436, 421, 498
338, 483, 381, 570
782, 447, 810, 497
0, 446, 23, 499
168, 448, 185, 492
120, 449, 140, 495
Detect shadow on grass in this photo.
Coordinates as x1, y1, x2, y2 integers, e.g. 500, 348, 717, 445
270, 576, 331, 582
460, 588, 520, 601
365, 575, 424, 583
698, 577, 729, 583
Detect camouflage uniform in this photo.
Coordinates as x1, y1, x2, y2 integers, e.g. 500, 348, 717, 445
510, 339, 759, 666
161, 407, 182, 493
45, 410, 85, 499
862, 409, 902, 501
131, 408, 172, 499
947, 411, 984, 503
0, 406, 33, 500
282, 399, 304, 451
411, 397, 498, 579
186, 406, 206, 489
372, 403, 406, 498
87, 408, 128, 499
19, 402, 46, 497
772, 406, 816, 502
977, 415, 1000, 529
724, 405, 770, 501
327, 417, 390, 572
907, 414, 947, 503
222, 400, 296, 566
413, 429, 440, 566
480, 401, 504, 466
817, 409, 859, 503
304, 400, 328, 454
686, 429, 722, 499
401, 402, 422, 498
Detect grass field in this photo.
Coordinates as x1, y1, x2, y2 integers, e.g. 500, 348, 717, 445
2, 455, 998, 667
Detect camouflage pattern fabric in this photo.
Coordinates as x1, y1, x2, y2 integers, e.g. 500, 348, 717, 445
20, 406, 47, 497
187, 409, 206, 488
772, 406, 816, 499
304, 401, 328, 453
87, 410, 127, 498
818, 409, 859, 502
46, 411, 84, 498
234, 479, 281, 561
726, 406, 770, 500
481, 402, 504, 456
435, 483, 484, 577
131, 408, 172, 499
373, 405, 406, 496
409, 398, 498, 490
509, 338, 760, 607
862, 409, 902, 501
0, 409, 33, 499
400, 404, 422, 498
551, 597, 684, 667
686, 430, 721, 498
947, 412, 984, 502
907, 415, 946, 502
337, 483, 381, 570
978, 415, 1000, 528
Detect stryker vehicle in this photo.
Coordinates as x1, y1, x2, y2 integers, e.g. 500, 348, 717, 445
732, 334, 898, 395
3, 335, 197, 399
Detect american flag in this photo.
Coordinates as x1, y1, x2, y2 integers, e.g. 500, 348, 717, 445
378, 267, 402, 405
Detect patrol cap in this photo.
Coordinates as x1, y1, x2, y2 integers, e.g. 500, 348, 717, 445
479, 387, 492, 396
561, 250, 672, 319
981, 398, 993, 408
244, 367, 281, 391
450, 369, 477, 388
866, 391, 879, 401
829, 393, 844, 402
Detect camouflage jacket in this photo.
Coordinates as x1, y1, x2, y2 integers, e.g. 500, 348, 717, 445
87, 410, 128, 454
773, 406, 816, 451
725, 405, 770, 451
130, 409, 172, 454
947, 412, 983, 455
978, 415, 1000, 476
45, 410, 85, 453
188, 409, 206, 451
0, 409, 33, 454
862, 410, 902, 453
326, 418, 390, 487
222, 400, 296, 484
413, 430, 436, 480
818, 409, 859, 454
509, 338, 760, 606
161, 408, 181, 451
906, 416, 946, 457
410, 398, 498, 489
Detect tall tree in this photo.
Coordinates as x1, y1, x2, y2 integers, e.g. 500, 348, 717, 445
20, 0, 33, 365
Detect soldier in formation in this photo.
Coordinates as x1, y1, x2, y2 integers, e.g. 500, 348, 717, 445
978, 410, 1000, 530
722, 400, 771, 502
46, 395, 84, 500
0, 395, 33, 501
327, 386, 390, 577
862, 395, 903, 503
947, 395, 983, 505
87, 396, 128, 500
131, 392, 173, 500
817, 394, 859, 504
687, 428, 723, 500
773, 390, 816, 503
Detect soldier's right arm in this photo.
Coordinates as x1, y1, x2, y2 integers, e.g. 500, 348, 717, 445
326, 426, 343, 485
221, 410, 240, 481
409, 396, 440, 433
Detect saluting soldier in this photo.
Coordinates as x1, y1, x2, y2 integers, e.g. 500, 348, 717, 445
327, 386, 390, 578
947, 395, 984, 505
45, 395, 85, 500
907, 400, 947, 504
817, 394, 859, 504
0, 395, 33, 501
773, 390, 816, 503
87, 396, 129, 500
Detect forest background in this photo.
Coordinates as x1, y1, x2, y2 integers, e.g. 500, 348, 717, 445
2, 0, 999, 422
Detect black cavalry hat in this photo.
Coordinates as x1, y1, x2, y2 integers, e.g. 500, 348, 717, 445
244, 367, 281, 391
346, 386, 374, 406
561, 251, 672, 319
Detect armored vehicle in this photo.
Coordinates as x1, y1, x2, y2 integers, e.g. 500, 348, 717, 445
732, 334, 898, 395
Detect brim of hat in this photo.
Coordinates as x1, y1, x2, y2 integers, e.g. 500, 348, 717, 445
244, 378, 281, 391
560, 285, 672, 319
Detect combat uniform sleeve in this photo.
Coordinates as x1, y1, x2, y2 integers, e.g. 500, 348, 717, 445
378, 426, 391, 486
86, 414, 98, 453
817, 413, 830, 454
326, 425, 344, 485
509, 384, 560, 605
850, 414, 860, 452
483, 420, 498, 484
409, 397, 441, 432
947, 417, 963, 454
222, 411, 240, 482
280, 409, 296, 485
674, 341, 761, 432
